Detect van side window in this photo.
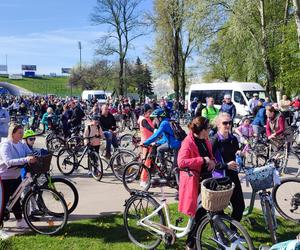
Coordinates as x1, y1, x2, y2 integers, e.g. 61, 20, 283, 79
234, 91, 246, 105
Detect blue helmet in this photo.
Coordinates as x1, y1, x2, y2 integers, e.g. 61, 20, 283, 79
150, 108, 168, 118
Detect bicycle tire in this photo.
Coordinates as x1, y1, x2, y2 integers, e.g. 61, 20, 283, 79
46, 137, 65, 156
23, 187, 68, 235
110, 150, 137, 181
272, 177, 300, 223
281, 151, 300, 177
119, 134, 134, 149
88, 151, 103, 181
264, 199, 277, 244
122, 162, 151, 193
196, 215, 254, 250
43, 177, 79, 215
57, 149, 76, 175
124, 194, 165, 249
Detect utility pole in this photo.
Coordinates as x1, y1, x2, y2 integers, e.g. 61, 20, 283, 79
78, 41, 82, 71
5, 54, 8, 73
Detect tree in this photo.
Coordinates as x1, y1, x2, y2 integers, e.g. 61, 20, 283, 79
293, 0, 300, 49
91, 0, 146, 96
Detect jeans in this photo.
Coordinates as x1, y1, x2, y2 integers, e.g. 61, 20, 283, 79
103, 131, 118, 154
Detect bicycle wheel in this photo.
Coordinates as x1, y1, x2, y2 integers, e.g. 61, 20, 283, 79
44, 177, 79, 215
124, 194, 165, 249
196, 215, 254, 250
110, 150, 137, 181
23, 187, 68, 235
66, 136, 84, 155
119, 134, 134, 148
88, 151, 103, 181
273, 177, 300, 223
251, 154, 267, 167
281, 151, 300, 177
57, 149, 76, 175
264, 200, 277, 244
46, 137, 65, 156
122, 162, 151, 193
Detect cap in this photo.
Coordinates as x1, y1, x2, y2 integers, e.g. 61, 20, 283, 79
224, 94, 231, 99
253, 93, 259, 97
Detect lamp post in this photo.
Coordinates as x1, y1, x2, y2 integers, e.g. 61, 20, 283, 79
78, 41, 82, 71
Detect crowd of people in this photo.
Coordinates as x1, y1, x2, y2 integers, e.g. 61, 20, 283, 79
0, 92, 299, 247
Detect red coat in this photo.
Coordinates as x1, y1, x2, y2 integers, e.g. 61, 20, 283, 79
177, 132, 214, 217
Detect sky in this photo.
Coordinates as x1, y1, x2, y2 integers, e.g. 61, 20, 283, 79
0, 0, 153, 75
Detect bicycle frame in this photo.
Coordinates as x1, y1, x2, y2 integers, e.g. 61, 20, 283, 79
6, 176, 32, 212
139, 198, 194, 239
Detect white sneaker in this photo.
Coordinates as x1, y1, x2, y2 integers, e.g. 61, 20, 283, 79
140, 181, 147, 189
0, 230, 10, 240
16, 219, 29, 229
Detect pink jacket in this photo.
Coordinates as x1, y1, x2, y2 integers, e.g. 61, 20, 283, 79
177, 132, 214, 217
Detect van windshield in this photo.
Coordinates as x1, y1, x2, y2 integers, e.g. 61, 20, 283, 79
94, 94, 107, 100
243, 91, 266, 101
190, 90, 232, 105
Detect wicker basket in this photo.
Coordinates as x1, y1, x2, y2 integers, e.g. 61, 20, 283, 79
201, 178, 235, 212
27, 154, 52, 175
245, 164, 275, 192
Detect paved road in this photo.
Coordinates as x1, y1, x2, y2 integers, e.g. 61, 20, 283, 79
3, 131, 299, 237
0, 82, 33, 96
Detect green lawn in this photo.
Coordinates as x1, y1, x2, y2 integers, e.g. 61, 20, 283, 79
1, 204, 299, 250
0, 76, 82, 97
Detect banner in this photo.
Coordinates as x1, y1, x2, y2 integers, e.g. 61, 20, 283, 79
22, 65, 37, 71
0, 65, 7, 71
62, 68, 71, 74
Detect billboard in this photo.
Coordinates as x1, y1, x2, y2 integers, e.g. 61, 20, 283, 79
0, 65, 7, 71
22, 65, 37, 71
62, 68, 71, 74
9, 74, 23, 80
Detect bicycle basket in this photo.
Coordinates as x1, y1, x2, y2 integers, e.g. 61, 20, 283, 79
27, 154, 52, 175
201, 177, 235, 212
245, 164, 275, 192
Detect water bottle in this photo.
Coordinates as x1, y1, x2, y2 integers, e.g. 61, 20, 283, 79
235, 154, 243, 172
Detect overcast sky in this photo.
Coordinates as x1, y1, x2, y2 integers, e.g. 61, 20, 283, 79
0, 0, 153, 74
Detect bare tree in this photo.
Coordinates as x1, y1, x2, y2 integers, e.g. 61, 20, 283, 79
91, 0, 146, 95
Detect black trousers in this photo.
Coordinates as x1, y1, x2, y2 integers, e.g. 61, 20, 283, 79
2, 177, 23, 220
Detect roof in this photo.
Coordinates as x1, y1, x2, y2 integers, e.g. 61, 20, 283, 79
189, 82, 265, 91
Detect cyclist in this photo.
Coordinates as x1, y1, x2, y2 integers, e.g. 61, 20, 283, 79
177, 116, 215, 250
235, 117, 255, 144
220, 94, 236, 120
143, 108, 181, 171
41, 107, 54, 131
211, 112, 245, 224
252, 102, 266, 137
202, 97, 219, 137
83, 115, 103, 154
0, 124, 37, 232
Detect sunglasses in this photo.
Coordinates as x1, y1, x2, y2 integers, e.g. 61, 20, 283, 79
222, 121, 233, 126
28, 137, 36, 141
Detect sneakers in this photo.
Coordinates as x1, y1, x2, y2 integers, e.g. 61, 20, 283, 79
0, 230, 10, 240
140, 181, 148, 189
16, 219, 29, 229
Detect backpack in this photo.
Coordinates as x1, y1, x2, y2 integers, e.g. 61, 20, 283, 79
88, 124, 101, 136
169, 121, 187, 141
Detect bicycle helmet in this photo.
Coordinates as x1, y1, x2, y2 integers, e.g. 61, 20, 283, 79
150, 108, 168, 118
23, 129, 36, 139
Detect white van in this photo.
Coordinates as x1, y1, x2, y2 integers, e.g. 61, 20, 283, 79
81, 90, 107, 104
188, 82, 266, 117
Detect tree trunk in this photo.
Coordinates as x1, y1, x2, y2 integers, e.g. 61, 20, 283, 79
293, 0, 300, 50
173, 27, 180, 102
180, 57, 186, 101
259, 0, 276, 99
119, 57, 124, 96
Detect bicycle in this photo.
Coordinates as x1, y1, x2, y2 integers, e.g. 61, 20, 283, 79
1, 155, 68, 235
241, 162, 279, 244
122, 144, 177, 193
272, 177, 300, 223
57, 135, 103, 181
124, 175, 254, 249
119, 127, 141, 153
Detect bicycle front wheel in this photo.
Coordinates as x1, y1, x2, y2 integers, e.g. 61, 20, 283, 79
122, 162, 151, 193
23, 187, 68, 235
46, 137, 65, 156
273, 177, 300, 223
44, 177, 79, 215
264, 200, 277, 244
88, 151, 103, 181
196, 215, 254, 250
124, 194, 165, 249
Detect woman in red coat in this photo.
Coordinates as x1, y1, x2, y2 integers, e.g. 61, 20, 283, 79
177, 116, 215, 250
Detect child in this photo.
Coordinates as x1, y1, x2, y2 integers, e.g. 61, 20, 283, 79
83, 115, 103, 154
235, 117, 254, 144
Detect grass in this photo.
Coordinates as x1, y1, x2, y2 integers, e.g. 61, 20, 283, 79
1, 204, 299, 250
0, 76, 82, 97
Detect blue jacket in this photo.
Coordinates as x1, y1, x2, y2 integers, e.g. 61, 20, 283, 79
143, 118, 181, 149
252, 107, 266, 127
220, 102, 236, 119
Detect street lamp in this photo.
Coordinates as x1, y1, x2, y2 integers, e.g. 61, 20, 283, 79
78, 41, 82, 71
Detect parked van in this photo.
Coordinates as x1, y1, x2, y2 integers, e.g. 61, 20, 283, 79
188, 82, 266, 117
81, 90, 108, 104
